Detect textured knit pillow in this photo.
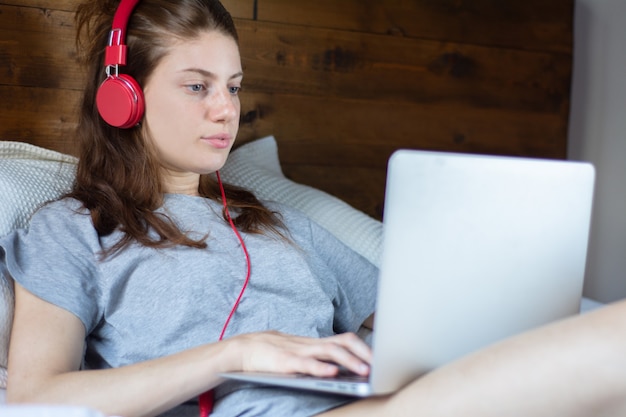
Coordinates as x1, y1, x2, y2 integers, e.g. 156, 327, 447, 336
0, 142, 77, 236
220, 136, 383, 267
0, 141, 77, 389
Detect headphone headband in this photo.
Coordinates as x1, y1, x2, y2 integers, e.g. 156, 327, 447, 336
104, 0, 141, 67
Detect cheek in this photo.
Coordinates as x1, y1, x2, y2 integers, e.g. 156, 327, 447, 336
145, 96, 195, 140
231, 99, 242, 127
144, 103, 183, 151
146, 92, 186, 122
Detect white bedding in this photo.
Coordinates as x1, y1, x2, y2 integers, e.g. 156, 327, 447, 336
1, 403, 107, 416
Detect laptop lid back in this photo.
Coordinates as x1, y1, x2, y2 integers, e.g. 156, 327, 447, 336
369, 150, 595, 394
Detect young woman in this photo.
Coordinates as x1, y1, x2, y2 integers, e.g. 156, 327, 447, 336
3, 1, 626, 417
2, 1, 377, 416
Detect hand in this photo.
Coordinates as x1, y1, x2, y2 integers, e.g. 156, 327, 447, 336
228, 331, 372, 377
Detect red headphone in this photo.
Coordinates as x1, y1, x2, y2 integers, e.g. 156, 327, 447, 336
96, 0, 144, 129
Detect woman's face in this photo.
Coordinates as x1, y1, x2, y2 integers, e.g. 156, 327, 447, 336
143, 30, 242, 194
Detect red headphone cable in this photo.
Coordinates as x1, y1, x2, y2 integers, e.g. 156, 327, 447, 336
199, 171, 251, 417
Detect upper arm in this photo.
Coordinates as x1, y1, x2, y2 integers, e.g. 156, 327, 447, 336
8, 283, 86, 400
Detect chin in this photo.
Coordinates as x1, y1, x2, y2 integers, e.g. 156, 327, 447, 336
200, 159, 228, 175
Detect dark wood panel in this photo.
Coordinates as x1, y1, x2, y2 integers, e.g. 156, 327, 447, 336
237, 20, 571, 114
0, 86, 80, 156
0, 3, 76, 32
0, 0, 255, 19
256, 0, 573, 53
2, 6, 572, 117
0, 0, 573, 219
220, 0, 255, 20
238, 92, 568, 167
0, 7, 81, 90
0, 0, 77, 11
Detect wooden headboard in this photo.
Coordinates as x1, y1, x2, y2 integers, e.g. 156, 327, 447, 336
0, 0, 574, 220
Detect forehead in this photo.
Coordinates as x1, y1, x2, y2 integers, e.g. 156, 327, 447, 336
157, 30, 241, 74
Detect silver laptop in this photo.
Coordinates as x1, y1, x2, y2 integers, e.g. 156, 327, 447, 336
221, 149, 596, 397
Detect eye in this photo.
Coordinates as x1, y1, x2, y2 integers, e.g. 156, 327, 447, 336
229, 86, 242, 95
186, 84, 205, 93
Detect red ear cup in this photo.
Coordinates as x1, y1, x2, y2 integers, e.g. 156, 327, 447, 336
96, 74, 145, 129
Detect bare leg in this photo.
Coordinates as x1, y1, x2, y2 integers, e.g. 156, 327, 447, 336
319, 300, 626, 417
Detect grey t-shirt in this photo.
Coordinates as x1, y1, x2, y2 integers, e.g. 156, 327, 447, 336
0, 194, 378, 416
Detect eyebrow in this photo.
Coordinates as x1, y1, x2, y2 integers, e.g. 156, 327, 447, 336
180, 68, 243, 80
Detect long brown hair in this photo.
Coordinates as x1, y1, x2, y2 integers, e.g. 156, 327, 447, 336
72, 0, 286, 256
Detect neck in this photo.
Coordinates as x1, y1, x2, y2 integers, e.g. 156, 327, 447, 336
162, 171, 202, 196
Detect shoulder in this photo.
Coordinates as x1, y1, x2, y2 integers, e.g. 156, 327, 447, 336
263, 201, 311, 226
2, 199, 104, 334
15, 197, 102, 255
34, 197, 88, 217
262, 200, 324, 241
29, 197, 93, 233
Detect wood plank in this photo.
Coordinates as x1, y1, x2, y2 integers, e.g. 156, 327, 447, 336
0, 3, 76, 33
0, 0, 254, 19
0, 0, 574, 56
256, 0, 573, 54
238, 92, 568, 168
236, 20, 572, 114
220, 0, 255, 20
1, 6, 573, 117
0, 0, 77, 11
0, 6, 83, 90
0, 85, 80, 156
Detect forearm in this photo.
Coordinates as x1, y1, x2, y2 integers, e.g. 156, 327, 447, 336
10, 329, 373, 417
11, 280, 373, 417
8, 340, 235, 417
389, 300, 626, 417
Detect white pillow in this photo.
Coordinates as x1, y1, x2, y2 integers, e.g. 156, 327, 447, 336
0, 136, 383, 389
0, 142, 77, 237
220, 136, 383, 267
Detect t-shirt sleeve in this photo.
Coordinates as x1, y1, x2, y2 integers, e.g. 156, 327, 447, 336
0, 200, 103, 333
307, 220, 379, 334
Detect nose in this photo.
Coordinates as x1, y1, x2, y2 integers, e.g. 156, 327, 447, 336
208, 87, 239, 123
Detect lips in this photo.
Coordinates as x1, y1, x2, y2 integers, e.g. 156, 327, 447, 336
202, 133, 232, 149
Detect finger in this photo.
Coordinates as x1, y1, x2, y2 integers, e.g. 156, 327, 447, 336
236, 332, 343, 376
312, 333, 373, 371
285, 356, 341, 377
236, 331, 371, 377
300, 338, 371, 376
330, 332, 373, 364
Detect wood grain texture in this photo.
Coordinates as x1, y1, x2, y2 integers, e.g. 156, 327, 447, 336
236, 19, 571, 113
0, 0, 76, 11
256, 0, 574, 53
